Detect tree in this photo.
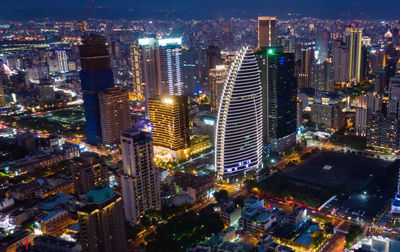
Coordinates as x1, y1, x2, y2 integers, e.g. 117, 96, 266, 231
213, 190, 229, 203
324, 222, 334, 234
345, 225, 363, 249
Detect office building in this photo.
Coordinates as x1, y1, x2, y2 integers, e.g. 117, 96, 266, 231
388, 73, 400, 119
311, 58, 335, 91
77, 186, 127, 252
70, 152, 109, 196
332, 40, 349, 83
366, 114, 400, 153
209, 65, 228, 112
297, 45, 314, 89
98, 87, 131, 145
120, 130, 161, 225
130, 43, 145, 102
80, 34, 114, 145
345, 27, 363, 83
258, 17, 276, 48
215, 47, 263, 178
158, 38, 184, 96
256, 47, 297, 151
311, 100, 345, 130
148, 96, 190, 161
182, 47, 208, 96
56, 50, 68, 73
207, 45, 222, 71
0, 78, 5, 107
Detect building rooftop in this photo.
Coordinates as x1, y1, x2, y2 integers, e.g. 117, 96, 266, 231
86, 186, 115, 203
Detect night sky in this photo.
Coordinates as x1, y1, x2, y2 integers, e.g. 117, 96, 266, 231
1, 0, 399, 20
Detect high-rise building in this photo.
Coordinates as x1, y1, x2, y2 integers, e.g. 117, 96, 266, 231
345, 27, 363, 83
215, 47, 263, 178
297, 45, 314, 89
311, 58, 335, 91
78, 186, 127, 252
332, 40, 349, 83
388, 72, 400, 119
0, 78, 6, 107
256, 47, 297, 151
136, 38, 184, 115
207, 45, 222, 71
120, 130, 161, 225
148, 96, 190, 161
56, 50, 68, 73
80, 34, 114, 145
209, 65, 228, 112
182, 47, 208, 96
158, 38, 184, 96
130, 43, 145, 102
98, 87, 131, 145
70, 152, 109, 195
258, 17, 277, 48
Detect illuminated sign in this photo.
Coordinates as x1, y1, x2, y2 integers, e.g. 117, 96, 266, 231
162, 98, 173, 104
158, 38, 182, 46
138, 38, 156, 46
203, 119, 215, 126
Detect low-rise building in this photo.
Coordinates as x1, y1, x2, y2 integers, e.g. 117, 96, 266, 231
219, 201, 241, 226
239, 199, 276, 234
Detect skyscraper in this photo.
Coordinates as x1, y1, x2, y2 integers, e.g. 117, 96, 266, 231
256, 47, 297, 151
297, 45, 314, 89
209, 65, 228, 112
345, 27, 363, 83
159, 38, 184, 96
215, 47, 263, 178
56, 49, 68, 73
130, 43, 145, 102
98, 87, 131, 145
332, 39, 349, 83
207, 45, 222, 71
78, 186, 127, 252
388, 72, 400, 119
120, 130, 161, 225
80, 34, 114, 145
258, 17, 277, 48
148, 96, 190, 161
0, 78, 5, 108
70, 152, 109, 196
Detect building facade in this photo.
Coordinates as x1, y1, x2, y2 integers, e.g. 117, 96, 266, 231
148, 96, 190, 161
209, 65, 228, 112
120, 130, 161, 225
258, 17, 276, 48
98, 87, 131, 145
215, 47, 263, 178
78, 187, 127, 252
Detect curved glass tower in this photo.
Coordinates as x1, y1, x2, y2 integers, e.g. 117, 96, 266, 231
215, 47, 263, 178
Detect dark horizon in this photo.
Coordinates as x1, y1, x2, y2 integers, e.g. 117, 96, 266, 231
1, 0, 399, 21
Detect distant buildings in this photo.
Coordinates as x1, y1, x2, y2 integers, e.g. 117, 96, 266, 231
70, 152, 109, 196
120, 130, 161, 226
258, 17, 276, 48
148, 96, 190, 161
215, 47, 263, 178
256, 46, 297, 151
79, 34, 114, 145
98, 87, 131, 145
56, 50, 68, 73
77, 186, 127, 252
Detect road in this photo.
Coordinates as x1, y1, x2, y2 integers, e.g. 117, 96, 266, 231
320, 233, 345, 252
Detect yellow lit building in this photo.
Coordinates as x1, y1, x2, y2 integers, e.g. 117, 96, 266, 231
148, 96, 190, 161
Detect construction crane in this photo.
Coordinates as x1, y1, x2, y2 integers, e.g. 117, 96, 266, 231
80, 0, 96, 33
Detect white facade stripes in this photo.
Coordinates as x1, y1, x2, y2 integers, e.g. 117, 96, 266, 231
215, 47, 263, 177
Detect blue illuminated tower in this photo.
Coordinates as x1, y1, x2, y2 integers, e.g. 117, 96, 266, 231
80, 34, 114, 145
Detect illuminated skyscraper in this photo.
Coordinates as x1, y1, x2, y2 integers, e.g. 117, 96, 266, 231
209, 65, 228, 112
256, 47, 297, 151
0, 78, 5, 107
345, 27, 363, 83
130, 43, 145, 102
98, 87, 131, 145
148, 96, 190, 161
56, 49, 68, 73
297, 45, 314, 89
136, 38, 183, 116
78, 186, 127, 252
120, 130, 161, 225
159, 38, 184, 96
215, 47, 263, 178
79, 34, 114, 145
258, 17, 277, 48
